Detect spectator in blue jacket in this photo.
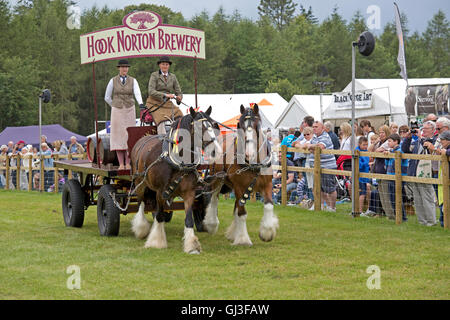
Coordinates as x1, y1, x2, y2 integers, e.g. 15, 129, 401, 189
356, 137, 371, 216
384, 134, 408, 221
281, 128, 296, 161
38, 143, 54, 191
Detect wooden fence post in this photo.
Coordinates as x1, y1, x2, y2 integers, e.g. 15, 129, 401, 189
5, 154, 10, 189
395, 151, 403, 225
28, 155, 33, 191
54, 154, 59, 193
68, 153, 73, 179
16, 155, 21, 190
40, 155, 44, 192
353, 149, 361, 214
442, 153, 449, 229
314, 147, 322, 211
281, 144, 287, 206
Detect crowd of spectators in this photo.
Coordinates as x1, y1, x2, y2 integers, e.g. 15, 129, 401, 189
0, 135, 85, 191
270, 113, 450, 227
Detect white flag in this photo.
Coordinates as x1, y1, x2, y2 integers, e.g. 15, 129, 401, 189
394, 2, 408, 83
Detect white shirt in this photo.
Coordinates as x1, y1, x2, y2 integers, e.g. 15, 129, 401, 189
340, 136, 352, 151
367, 131, 375, 147
104, 77, 143, 107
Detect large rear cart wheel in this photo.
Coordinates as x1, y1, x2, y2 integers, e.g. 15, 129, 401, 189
62, 179, 85, 228
97, 184, 121, 236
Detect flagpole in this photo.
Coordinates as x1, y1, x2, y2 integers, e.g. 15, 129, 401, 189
394, 2, 408, 86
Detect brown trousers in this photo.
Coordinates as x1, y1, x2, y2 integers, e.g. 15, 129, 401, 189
146, 96, 183, 126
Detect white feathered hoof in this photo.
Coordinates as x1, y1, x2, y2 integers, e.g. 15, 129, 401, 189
225, 221, 237, 242
230, 214, 252, 246
259, 204, 279, 242
183, 228, 202, 254
131, 204, 151, 239
259, 225, 277, 242
203, 221, 219, 235
232, 235, 253, 246
144, 220, 167, 249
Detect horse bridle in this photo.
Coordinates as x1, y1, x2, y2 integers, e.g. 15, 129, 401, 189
166, 112, 219, 170
237, 110, 271, 166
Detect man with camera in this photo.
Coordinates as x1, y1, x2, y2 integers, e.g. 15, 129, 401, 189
402, 121, 438, 226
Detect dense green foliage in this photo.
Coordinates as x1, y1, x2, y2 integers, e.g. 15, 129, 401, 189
0, 0, 448, 135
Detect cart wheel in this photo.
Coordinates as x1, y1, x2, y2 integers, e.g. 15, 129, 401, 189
97, 184, 121, 236
62, 179, 85, 228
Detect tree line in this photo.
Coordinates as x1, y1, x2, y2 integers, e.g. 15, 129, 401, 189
0, 0, 448, 135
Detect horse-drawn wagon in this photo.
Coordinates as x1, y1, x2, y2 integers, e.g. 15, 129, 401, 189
54, 123, 208, 237
55, 10, 278, 254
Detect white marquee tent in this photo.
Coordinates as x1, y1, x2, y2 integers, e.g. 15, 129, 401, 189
275, 95, 333, 129
322, 78, 450, 127
181, 93, 289, 128
88, 93, 289, 138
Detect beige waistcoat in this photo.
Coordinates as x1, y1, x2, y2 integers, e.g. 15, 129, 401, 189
112, 75, 135, 109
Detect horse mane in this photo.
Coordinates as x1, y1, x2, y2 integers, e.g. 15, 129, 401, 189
172, 114, 194, 131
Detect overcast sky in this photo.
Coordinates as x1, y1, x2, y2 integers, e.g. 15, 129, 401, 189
9, 0, 450, 34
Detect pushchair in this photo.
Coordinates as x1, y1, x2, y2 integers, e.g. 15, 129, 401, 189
336, 155, 352, 202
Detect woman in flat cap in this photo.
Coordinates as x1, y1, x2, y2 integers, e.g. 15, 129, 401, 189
146, 56, 183, 134
104, 59, 144, 170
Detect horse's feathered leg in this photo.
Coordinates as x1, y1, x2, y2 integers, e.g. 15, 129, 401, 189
131, 201, 151, 239
202, 184, 221, 234
226, 198, 252, 246
259, 177, 279, 242
144, 194, 167, 249
183, 190, 202, 254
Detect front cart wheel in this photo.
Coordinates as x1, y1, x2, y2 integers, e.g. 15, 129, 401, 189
97, 184, 121, 236
62, 179, 85, 228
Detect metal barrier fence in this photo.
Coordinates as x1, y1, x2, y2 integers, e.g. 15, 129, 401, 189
0, 153, 86, 192
273, 145, 450, 229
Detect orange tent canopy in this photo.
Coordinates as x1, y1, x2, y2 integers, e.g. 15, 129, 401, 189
220, 114, 239, 134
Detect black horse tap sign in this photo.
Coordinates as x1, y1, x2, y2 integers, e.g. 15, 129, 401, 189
80, 11, 206, 64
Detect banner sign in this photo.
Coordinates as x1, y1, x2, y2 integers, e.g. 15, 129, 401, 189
331, 90, 373, 110
80, 11, 205, 64
405, 84, 449, 116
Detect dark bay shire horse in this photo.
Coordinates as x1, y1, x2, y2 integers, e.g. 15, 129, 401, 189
200, 104, 279, 246
130, 106, 222, 254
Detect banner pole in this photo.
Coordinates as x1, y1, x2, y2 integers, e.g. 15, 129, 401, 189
351, 42, 358, 217
194, 57, 198, 109
92, 61, 100, 167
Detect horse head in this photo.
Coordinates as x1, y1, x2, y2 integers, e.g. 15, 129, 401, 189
168, 106, 221, 166
237, 104, 262, 163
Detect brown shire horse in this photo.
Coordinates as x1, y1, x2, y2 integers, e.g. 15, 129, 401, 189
130, 106, 221, 254
199, 104, 279, 246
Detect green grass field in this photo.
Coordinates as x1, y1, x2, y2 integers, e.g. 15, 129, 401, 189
0, 190, 448, 300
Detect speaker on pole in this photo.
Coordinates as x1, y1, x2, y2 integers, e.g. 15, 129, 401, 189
39, 89, 51, 103
357, 31, 375, 56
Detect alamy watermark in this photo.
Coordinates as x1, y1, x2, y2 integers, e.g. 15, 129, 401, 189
366, 265, 381, 290
67, 5, 81, 30
66, 265, 81, 290
366, 5, 381, 30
